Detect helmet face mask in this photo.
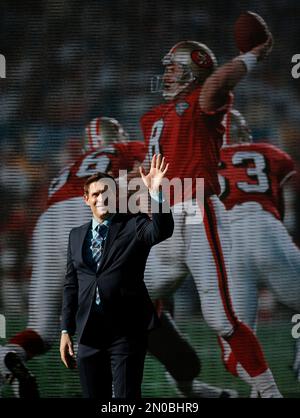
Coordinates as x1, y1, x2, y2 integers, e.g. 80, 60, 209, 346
83, 117, 129, 152
151, 41, 217, 101
162, 61, 194, 100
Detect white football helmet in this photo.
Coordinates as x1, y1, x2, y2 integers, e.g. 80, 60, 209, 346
223, 109, 253, 145
151, 40, 217, 100
83, 117, 129, 152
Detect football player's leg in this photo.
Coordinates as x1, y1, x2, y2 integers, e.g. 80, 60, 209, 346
16, 209, 70, 360
8, 261, 64, 366
0, 206, 70, 377
188, 196, 281, 397
0, 199, 90, 396
258, 213, 300, 312
26, 243, 65, 352
0, 215, 55, 391
228, 215, 259, 331
217, 214, 260, 395
254, 212, 300, 384
13, 199, 88, 359
293, 338, 300, 383
145, 205, 236, 397
148, 310, 201, 382
144, 207, 187, 300
148, 310, 237, 397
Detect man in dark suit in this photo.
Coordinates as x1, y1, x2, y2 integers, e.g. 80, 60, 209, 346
60, 154, 174, 399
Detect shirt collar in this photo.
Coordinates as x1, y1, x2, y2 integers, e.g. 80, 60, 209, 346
92, 215, 112, 231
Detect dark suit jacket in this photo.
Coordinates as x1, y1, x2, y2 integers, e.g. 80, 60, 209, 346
61, 203, 174, 344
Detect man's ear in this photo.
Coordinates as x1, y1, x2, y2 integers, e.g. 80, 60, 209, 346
83, 193, 89, 206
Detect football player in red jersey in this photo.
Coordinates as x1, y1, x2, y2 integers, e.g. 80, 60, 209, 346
0, 117, 146, 397
141, 31, 283, 396
0, 116, 233, 398
218, 109, 300, 395
219, 110, 296, 222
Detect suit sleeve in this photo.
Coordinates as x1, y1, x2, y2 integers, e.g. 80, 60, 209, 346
61, 231, 78, 335
135, 197, 174, 246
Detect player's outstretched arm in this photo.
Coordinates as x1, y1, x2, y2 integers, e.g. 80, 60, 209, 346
200, 34, 273, 113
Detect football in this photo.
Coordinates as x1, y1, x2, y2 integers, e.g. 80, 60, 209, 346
234, 11, 269, 53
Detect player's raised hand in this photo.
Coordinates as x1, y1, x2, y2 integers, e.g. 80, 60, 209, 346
250, 32, 273, 61
139, 154, 169, 193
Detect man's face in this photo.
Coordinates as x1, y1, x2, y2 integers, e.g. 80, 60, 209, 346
84, 179, 116, 221
162, 62, 185, 100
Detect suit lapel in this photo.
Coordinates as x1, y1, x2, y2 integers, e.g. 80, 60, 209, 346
79, 221, 92, 267
96, 214, 123, 273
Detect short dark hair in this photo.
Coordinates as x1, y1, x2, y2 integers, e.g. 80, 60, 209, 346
83, 172, 116, 196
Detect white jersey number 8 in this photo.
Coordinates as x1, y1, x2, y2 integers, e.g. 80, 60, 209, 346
49, 152, 111, 197
148, 119, 164, 159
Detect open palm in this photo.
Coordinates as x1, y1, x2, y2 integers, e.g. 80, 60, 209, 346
139, 154, 169, 193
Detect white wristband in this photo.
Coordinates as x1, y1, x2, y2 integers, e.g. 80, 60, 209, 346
235, 52, 257, 72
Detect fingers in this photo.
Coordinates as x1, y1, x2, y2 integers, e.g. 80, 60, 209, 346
261, 33, 273, 57
67, 343, 77, 369
152, 154, 166, 171
266, 32, 273, 52
150, 154, 169, 174
160, 156, 166, 172
260, 31, 273, 49
139, 165, 145, 178
158, 155, 168, 174
252, 32, 273, 61
68, 342, 74, 357
155, 153, 162, 169
61, 349, 76, 369
61, 347, 70, 368
64, 355, 76, 369
162, 163, 169, 175
60, 337, 75, 368
151, 154, 156, 170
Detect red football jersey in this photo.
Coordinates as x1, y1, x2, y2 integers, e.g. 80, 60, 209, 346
47, 141, 146, 208
219, 142, 296, 220
141, 86, 231, 204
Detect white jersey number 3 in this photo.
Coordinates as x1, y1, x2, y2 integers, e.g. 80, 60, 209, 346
233, 151, 269, 193
219, 151, 270, 197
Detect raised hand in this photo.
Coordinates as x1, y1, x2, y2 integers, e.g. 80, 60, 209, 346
139, 154, 169, 193
250, 32, 273, 61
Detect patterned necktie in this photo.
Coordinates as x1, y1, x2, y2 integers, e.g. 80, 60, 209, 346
90, 224, 107, 305
91, 224, 107, 266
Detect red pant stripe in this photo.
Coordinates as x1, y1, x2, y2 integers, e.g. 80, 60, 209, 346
203, 198, 238, 327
